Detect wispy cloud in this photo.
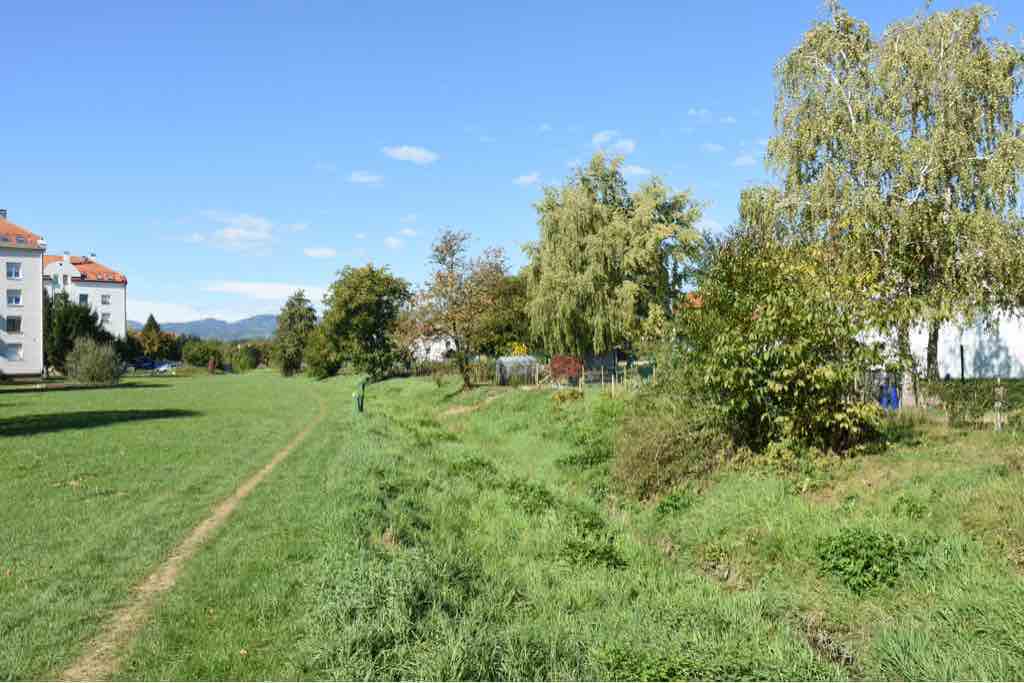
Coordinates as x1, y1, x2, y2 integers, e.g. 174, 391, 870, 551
384, 236, 404, 249
205, 280, 326, 303
349, 170, 383, 184
701, 142, 725, 153
622, 164, 651, 177
732, 154, 757, 167
688, 107, 712, 120
720, 115, 737, 125
591, 129, 619, 146
514, 172, 541, 185
190, 211, 275, 251
303, 247, 337, 259
382, 145, 439, 165
399, 227, 417, 237
592, 130, 636, 156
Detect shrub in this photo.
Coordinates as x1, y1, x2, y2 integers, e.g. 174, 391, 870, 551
65, 337, 123, 385
182, 340, 223, 368
231, 344, 261, 372
927, 380, 993, 429
304, 326, 342, 380
551, 355, 583, 384
681, 209, 888, 453
817, 527, 908, 594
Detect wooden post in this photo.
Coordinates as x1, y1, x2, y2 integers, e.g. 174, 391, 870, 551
612, 368, 616, 396
601, 366, 605, 389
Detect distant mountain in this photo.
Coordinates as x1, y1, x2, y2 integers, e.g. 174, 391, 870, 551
128, 315, 277, 341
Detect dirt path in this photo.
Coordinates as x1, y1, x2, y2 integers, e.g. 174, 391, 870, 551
59, 393, 329, 681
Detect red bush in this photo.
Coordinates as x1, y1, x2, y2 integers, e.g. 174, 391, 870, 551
551, 355, 583, 382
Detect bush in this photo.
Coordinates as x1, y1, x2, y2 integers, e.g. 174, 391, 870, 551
927, 380, 993, 429
231, 344, 261, 372
817, 527, 908, 594
182, 339, 223, 368
304, 326, 342, 380
65, 337, 123, 385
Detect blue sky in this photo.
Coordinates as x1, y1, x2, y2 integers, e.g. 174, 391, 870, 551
4, 0, 1022, 322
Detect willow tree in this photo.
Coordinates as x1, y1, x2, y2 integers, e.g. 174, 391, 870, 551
768, 2, 1024, 378
524, 153, 702, 358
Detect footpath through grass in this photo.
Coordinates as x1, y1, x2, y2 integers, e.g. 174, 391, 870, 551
0, 371, 326, 679
105, 376, 1024, 680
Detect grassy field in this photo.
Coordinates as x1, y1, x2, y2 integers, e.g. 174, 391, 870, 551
3, 373, 1024, 680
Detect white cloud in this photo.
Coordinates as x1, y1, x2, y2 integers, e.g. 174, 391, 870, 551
400, 213, 417, 224
688, 107, 711, 120
538, 123, 553, 133
609, 138, 636, 155
127, 299, 210, 325
205, 280, 326, 303
622, 164, 651, 177
384, 236, 404, 249
514, 172, 541, 185
592, 129, 619, 146
382, 145, 439, 165
732, 154, 757, 167
349, 170, 383, 184
720, 115, 737, 125
303, 247, 337, 259
196, 211, 275, 251
399, 227, 417, 237
701, 142, 725, 153
355, 232, 367, 240
697, 218, 723, 232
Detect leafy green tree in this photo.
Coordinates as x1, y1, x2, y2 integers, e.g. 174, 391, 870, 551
315, 265, 412, 380
273, 290, 317, 376
422, 229, 507, 388
524, 153, 702, 357
45, 291, 113, 373
139, 314, 163, 357
472, 273, 530, 356
682, 188, 884, 452
182, 339, 223, 368
768, 2, 1024, 378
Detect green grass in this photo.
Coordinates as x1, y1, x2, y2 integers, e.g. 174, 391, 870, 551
0, 371, 323, 678
4, 373, 1024, 679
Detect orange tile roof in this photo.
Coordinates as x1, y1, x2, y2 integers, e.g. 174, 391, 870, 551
0, 216, 45, 249
44, 255, 127, 284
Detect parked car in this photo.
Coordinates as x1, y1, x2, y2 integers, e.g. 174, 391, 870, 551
133, 357, 155, 370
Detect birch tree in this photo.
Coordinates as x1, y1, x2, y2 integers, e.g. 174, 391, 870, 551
769, 2, 1024, 378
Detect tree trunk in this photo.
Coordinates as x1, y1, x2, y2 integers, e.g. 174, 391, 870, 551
926, 320, 941, 381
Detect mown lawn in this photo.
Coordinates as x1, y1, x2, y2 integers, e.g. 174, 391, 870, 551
0, 371, 329, 679
79, 375, 1024, 680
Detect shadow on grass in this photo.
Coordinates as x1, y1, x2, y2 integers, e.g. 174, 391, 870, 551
0, 409, 199, 437
0, 382, 171, 395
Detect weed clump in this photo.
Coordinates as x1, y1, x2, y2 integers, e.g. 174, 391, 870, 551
655, 487, 697, 516
817, 527, 908, 594
505, 477, 556, 514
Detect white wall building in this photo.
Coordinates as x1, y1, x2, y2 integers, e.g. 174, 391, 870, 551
909, 314, 1024, 379
0, 211, 46, 377
44, 253, 128, 339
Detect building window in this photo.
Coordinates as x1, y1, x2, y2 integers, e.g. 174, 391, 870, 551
62, 274, 68, 285
79, 294, 88, 306
5, 316, 21, 334
6, 262, 21, 280
6, 289, 21, 306
101, 313, 111, 325
3, 343, 23, 361
101, 294, 111, 305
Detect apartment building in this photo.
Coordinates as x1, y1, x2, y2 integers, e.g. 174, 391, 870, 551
44, 253, 128, 339
0, 210, 46, 377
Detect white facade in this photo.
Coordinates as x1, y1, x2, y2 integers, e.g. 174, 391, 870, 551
909, 313, 1024, 379
44, 255, 128, 339
0, 244, 45, 377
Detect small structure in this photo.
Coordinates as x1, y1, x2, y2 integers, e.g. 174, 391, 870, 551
496, 355, 539, 386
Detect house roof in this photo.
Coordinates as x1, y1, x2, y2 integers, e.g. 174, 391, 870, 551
43, 255, 128, 284
0, 216, 45, 249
